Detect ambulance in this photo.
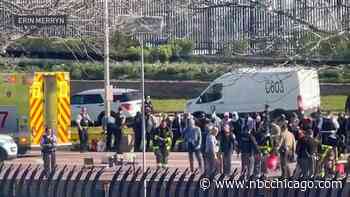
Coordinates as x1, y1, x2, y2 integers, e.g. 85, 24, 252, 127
0, 72, 71, 154
186, 67, 320, 118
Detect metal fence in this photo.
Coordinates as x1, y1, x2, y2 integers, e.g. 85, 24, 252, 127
0, 164, 349, 197
1, 0, 350, 56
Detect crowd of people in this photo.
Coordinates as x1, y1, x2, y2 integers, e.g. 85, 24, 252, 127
132, 106, 350, 179
43, 96, 350, 179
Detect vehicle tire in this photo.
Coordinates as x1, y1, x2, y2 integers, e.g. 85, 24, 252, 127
270, 108, 287, 121
96, 111, 118, 126
0, 148, 7, 162
17, 147, 28, 155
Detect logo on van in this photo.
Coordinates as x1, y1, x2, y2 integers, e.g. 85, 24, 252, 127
265, 80, 285, 94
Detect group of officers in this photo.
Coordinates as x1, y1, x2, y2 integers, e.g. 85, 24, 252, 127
40, 100, 350, 178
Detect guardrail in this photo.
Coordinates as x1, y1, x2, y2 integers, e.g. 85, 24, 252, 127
0, 164, 349, 197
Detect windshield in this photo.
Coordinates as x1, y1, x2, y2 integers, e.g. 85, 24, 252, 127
198, 83, 223, 103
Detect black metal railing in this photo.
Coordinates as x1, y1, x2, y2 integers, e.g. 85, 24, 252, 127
0, 164, 349, 197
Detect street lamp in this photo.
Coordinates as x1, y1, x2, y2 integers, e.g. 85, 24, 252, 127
104, 0, 112, 127
114, 15, 163, 197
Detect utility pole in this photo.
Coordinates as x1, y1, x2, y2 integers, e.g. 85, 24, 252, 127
104, 0, 111, 123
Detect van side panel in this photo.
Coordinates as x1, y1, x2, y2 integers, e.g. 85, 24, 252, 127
262, 71, 300, 111
223, 75, 267, 112
224, 71, 300, 112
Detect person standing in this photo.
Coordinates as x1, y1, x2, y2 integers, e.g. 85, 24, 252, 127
103, 113, 116, 152
252, 116, 271, 179
145, 107, 157, 151
145, 96, 154, 113
198, 115, 211, 171
238, 114, 258, 178
220, 124, 236, 175
205, 126, 220, 175
115, 107, 126, 154
345, 95, 350, 114
152, 120, 173, 168
76, 107, 92, 152
171, 113, 183, 151
277, 121, 296, 178
221, 112, 232, 130
41, 127, 57, 177
184, 119, 203, 172
133, 112, 143, 152
296, 129, 316, 178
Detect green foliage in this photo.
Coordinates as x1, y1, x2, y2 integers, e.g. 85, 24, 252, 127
7, 37, 99, 59
7, 36, 195, 62
169, 39, 194, 59
159, 45, 173, 62
110, 32, 139, 60
219, 40, 249, 56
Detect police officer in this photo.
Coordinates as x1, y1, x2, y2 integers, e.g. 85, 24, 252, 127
76, 107, 92, 152
133, 112, 143, 152
115, 107, 126, 154
152, 120, 173, 168
40, 127, 57, 177
103, 112, 116, 152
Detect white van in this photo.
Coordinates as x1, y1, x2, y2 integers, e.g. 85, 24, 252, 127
71, 88, 142, 125
186, 67, 320, 116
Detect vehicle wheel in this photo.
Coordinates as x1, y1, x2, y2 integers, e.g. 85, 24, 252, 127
0, 148, 7, 162
17, 148, 28, 155
270, 109, 287, 121
96, 111, 118, 126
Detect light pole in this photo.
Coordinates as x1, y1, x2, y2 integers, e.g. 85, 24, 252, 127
140, 34, 147, 197
114, 15, 163, 197
104, 0, 111, 126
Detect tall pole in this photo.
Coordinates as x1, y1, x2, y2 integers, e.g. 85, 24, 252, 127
104, 0, 111, 123
140, 35, 147, 197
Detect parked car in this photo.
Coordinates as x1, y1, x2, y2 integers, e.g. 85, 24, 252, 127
0, 134, 18, 162
71, 88, 142, 126
186, 67, 320, 118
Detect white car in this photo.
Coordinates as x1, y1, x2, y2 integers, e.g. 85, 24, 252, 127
0, 134, 18, 162
71, 88, 142, 125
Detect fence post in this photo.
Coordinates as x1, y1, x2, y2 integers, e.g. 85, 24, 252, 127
63, 166, 77, 197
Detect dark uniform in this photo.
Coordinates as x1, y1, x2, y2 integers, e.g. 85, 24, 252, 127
76, 112, 91, 152
103, 115, 116, 152
220, 130, 236, 175
41, 131, 57, 177
133, 112, 143, 152
153, 125, 173, 168
171, 113, 183, 150
115, 111, 126, 154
